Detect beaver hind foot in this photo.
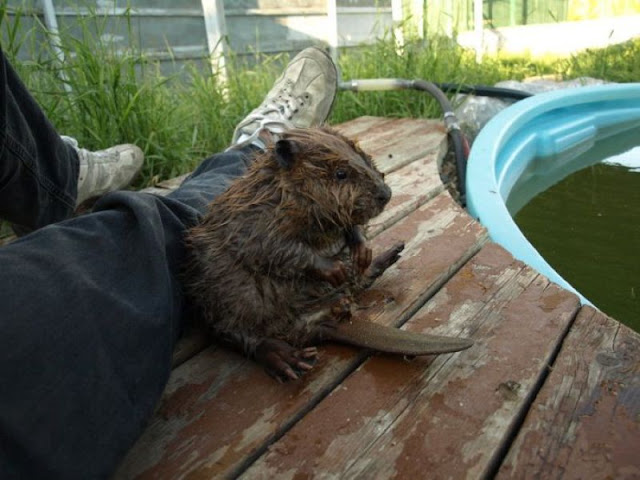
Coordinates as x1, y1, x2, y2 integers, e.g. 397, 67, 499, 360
255, 338, 318, 382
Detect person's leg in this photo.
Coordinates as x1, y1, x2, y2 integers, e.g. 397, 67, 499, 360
0, 46, 143, 235
0, 46, 77, 230
0, 46, 337, 479
0, 147, 255, 480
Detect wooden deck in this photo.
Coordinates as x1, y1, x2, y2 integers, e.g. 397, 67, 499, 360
114, 116, 640, 479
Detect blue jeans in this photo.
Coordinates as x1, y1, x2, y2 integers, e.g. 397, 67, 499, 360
0, 48, 253, 479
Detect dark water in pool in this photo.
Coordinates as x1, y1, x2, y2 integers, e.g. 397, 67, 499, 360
514, 142, 640, 332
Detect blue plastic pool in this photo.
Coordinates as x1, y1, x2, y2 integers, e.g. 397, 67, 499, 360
466, 83, 640, 304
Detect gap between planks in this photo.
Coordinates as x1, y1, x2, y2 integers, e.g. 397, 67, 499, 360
94, 115, 638, 478
168, 116, 450, 368
0, 116, 452, 371
497, 306, 640, 479
240, 244, 581, 479
114, 189, 486, 479
482, 285, 582, 479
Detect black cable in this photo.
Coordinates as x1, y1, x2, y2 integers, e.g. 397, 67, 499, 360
339, 78, 532, 204
433, 82, 533, 100
408, 80, 469, 203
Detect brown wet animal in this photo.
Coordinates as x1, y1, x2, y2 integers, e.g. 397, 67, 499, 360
185, 126, 472, 381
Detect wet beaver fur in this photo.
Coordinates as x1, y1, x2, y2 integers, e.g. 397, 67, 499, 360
185, 126, 471, 381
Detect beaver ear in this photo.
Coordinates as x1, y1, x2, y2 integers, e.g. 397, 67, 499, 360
274, 139, 300, 170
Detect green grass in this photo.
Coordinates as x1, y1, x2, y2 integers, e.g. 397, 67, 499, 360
2, 6, 639, 187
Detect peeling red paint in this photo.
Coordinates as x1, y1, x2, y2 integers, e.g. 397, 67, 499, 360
498, 307, 640, 479
242, 241, 580, 479
114, 117, 639, 480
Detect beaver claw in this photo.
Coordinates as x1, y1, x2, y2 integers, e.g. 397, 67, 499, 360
312, 257, 348, 286
360, 242, 405, 289
351, 242, 373, 273
255, 338, 318, 382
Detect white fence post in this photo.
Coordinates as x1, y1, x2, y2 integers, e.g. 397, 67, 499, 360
40, 0, 71, 91
474, 0, 484, 62
327, 0, 339, 64
201, 0, 228, 82
412, 0, 424, 39
391, 0, 404, 52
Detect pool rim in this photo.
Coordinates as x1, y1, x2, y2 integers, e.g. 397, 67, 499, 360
465, 82, 640, 305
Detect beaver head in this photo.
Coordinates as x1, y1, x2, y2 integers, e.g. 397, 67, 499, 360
265, 126, 391, 229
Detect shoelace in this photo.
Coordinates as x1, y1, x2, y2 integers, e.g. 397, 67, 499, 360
234, 85, 309, 147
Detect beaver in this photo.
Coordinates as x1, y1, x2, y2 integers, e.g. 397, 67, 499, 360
185, 126, 472, 381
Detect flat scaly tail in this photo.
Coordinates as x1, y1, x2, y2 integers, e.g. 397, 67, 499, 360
323, 318, 473, 355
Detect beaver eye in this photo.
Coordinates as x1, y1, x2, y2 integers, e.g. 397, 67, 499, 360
335, 168, 348, 181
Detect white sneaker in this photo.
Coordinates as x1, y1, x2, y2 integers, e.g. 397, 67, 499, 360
231, 46, 338, 149
62, 136, 144, 206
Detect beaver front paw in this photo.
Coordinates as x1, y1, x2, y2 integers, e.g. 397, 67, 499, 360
311, 256, 348, 286
255, 338, 318, 382
351, 241, 373, 274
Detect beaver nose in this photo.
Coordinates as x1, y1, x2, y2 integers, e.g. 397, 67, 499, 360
376, 184, 392, 206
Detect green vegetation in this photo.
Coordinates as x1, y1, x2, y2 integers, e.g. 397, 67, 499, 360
1, 7, 639, 187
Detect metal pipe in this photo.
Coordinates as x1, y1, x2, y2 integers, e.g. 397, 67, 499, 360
327, 0, 339, 63
339, 79, 411, 91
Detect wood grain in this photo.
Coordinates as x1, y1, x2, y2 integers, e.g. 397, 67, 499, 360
344, 117, 447, 174
110, 116, 640, 479
114, 191, 486, 479
168, 116, 448, 367
241, 243, 581, 479
333, 116, 396, 139
498, 306, 640, 479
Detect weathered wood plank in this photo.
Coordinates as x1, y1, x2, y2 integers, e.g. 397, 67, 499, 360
166, 117, 448, 367
168, 150, 444, 368
498, 306, 640, 479
241, 243, 581, 479
142, 116, 446, 198
114, 191, 487, 479
171, 326, 209, 368
333, 116, 397, 139
345, 117, 447, 174
368, 149, 443, 237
